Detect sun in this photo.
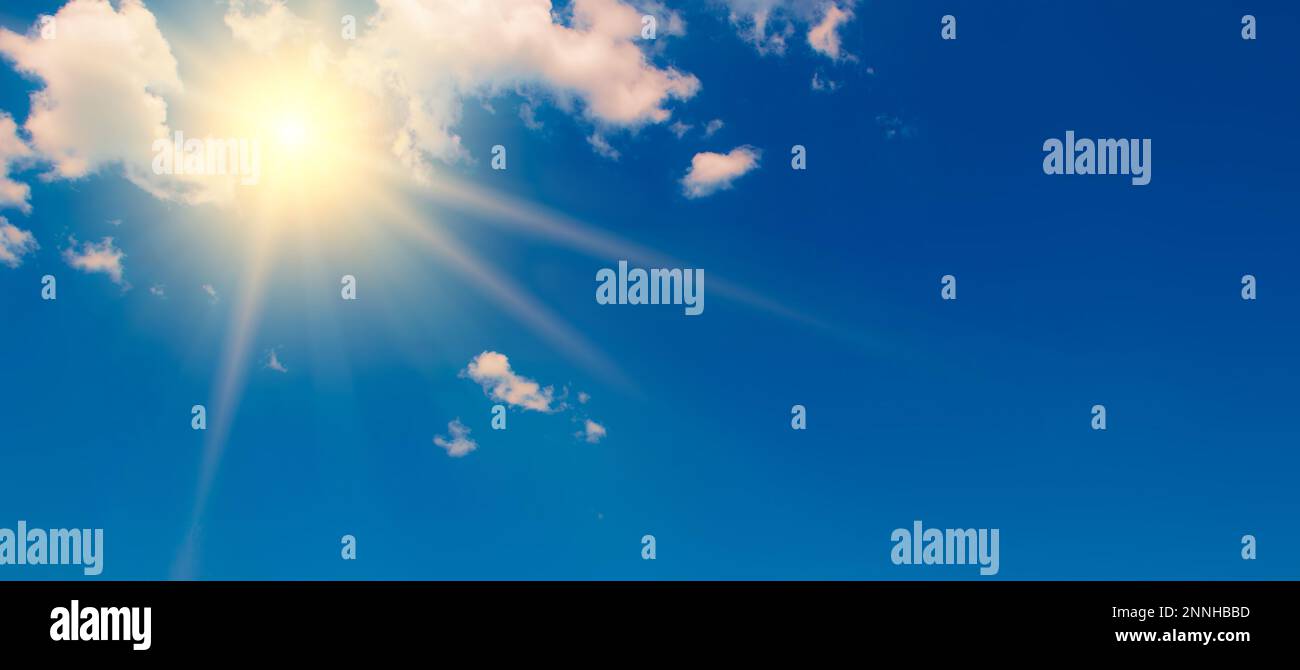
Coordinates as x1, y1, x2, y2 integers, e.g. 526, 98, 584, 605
273, 115, 310, 149
187, 54, 390, 221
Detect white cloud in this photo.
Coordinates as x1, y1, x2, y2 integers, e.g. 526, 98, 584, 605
462, 351, 560, 413
149, 284, 165, 297
265, 348, 288, 373
578, 419, 607, 443
577, 391, 590, 404
0, 0, 233, 206
519, 102, 543, 130
63, 236, 124, 284
668, 121, 692, 139
587, 132, 620, 160
202, 283, 219, 302
224, 0, 312, 54
810, 71, 838, 92
719, 0, 856, 59
0, 112, 33, 212
434, 418, 478, 457
807, 3, 853, 60
703, 118, 724, 137
340, 0, 701, 169
0, 217, 38, 268
681, 145, 760, 198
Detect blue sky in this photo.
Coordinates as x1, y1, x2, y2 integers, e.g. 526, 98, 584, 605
0, 0, 1297, 579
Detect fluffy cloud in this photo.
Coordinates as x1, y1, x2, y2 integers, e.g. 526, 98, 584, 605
63, 236, 124, 284
340, 0, 700, 168
807, 3, 853, 60
224, 0, 312, 54
434, 419, 478, 457
0, 0, 232, 206
720, 0, 856, 59
578, 419, 607, 443
681, 145, 760, 198
0, 217, 38, 268
0, 1, 175, 178
462, 351, 560, 413
0, 113, 33, 212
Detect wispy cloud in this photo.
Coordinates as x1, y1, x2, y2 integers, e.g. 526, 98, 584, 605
587, 132, 621, 161
265, 348, 288, 373
434, 418, 477, 457
63, 236, 125, 284
681, 146, 761, 198
719, 0, 858, 59
703, 118, 724, 137
202, 283, 219, 303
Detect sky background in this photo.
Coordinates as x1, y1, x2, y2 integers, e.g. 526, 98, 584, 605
1, 0, 1298, 579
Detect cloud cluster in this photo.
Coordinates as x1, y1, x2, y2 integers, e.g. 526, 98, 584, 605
444, 351, 607, 456
719, 0, 857, 59
340, 0, 700, 168
681, 145, 761, 198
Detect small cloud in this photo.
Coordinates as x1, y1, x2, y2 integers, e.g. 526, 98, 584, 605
681, 145, 761, 199
434, 419, 477, 457
149, 284, 165, 297
63, 237, 125, 284
587, 132, 620, 160
265, 348, 288, 373
578, 419, 607, 444
462, 351, 560, 413
519, 102, 543, 130
107, 218, 122, 227
808, 3, 855, 61
668, 121, 692, 139
875, 113, 917, 140
577, 391, 590, 404
202, 283, 219, 302
811, 72, 839, 92
703, 118, 724, 137
0, 217, 38, 268
0, 112, 33, 213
